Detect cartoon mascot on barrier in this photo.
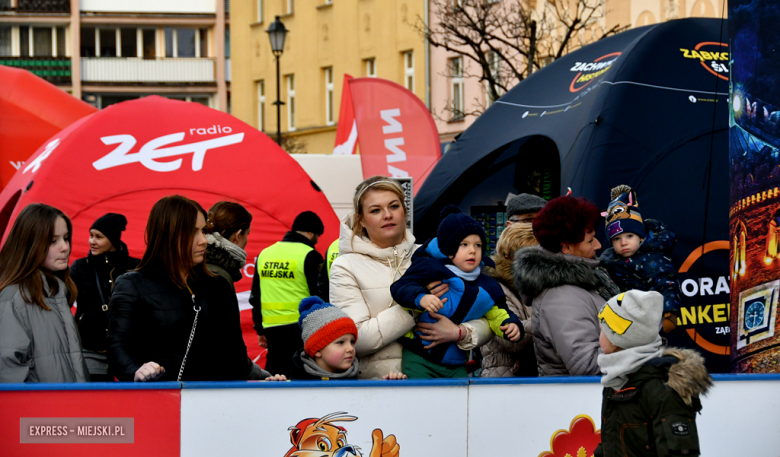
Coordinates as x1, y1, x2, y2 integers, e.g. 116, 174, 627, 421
284, 411, 400, 457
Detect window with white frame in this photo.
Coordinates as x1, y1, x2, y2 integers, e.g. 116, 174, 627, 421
403, 51, 414, 92
163, 27, 209, 58
0, 26, 11, 56
81, 27, 203, 58
364, 58, 376, 77
450, 57, 464, 120
287, 74, 296, 131
17, 26, 67, 57
485, 50, 503, 107
167, 95, 211, 106
257, 0, 263, 22
258, 80, 265, 132
325, 67, 334, 125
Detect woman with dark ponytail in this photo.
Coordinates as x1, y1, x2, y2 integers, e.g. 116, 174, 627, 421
0, 204, 88, 382
204, 201, 252, 292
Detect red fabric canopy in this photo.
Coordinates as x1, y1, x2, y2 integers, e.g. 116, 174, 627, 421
0, 96, 339, 364
0, 65, 96, 191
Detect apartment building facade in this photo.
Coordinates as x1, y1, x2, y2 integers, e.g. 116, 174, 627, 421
0, 0, 230, 110
230, 0, 427, 154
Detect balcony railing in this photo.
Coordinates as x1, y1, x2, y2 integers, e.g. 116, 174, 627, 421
81, 58, 216, 83
0, 56, 71, 84
0, 0, 70, 13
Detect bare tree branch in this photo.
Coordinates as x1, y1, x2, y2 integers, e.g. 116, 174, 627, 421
416, 0, 624, 118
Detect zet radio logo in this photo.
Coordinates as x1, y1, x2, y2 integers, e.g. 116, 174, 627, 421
569, 52, 621, 93
680, 42, 729, 80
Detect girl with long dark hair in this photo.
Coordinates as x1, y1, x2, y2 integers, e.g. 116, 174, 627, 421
0, 204, 88, 382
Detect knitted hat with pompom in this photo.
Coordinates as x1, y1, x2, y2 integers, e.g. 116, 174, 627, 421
298, 296, 358, 357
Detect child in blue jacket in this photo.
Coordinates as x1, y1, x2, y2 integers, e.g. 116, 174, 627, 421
390, 206, 522, 378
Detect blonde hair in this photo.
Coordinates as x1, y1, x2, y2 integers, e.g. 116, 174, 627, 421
351, 176, 407, 241
496, 222, 539, 259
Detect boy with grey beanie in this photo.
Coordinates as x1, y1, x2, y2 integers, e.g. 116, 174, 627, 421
595, 290, 711, 457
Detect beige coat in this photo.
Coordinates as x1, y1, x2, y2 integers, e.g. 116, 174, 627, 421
329, 214, 492, 379
480, 256, 535, 378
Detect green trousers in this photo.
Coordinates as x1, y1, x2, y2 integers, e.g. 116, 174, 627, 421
401, 348, 468, 379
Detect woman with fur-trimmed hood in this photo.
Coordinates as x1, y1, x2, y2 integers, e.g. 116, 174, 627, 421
481, 223, 538, 377
595, 290, 711, 457
514, 195, 620, 376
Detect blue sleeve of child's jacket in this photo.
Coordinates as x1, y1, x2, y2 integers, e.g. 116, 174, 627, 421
643, 252, 682, 314
644, 219, 677, 253
389, 258, 446, 310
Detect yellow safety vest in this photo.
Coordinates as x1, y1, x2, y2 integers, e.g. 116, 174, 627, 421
257, 241, 313, 329
326, 239, 339, 278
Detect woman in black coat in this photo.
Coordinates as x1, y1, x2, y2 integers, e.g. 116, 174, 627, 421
107, 195, 283, 382
70, 213, 139, 382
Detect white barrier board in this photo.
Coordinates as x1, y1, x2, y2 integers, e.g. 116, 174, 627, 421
468, 377, 780, 456
181, 382, 468, 457
468, 381, 603, 456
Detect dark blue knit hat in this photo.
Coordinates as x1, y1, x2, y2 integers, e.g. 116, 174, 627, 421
437, 205, 487, 257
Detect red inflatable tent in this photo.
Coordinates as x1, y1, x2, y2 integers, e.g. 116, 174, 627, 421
0, 96, 339, 363
0, 65, 97, 191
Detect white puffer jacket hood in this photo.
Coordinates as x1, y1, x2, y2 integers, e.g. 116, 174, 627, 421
329, 213, 417, 379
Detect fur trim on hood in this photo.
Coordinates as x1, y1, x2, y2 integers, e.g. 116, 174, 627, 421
513, 246, 619, 303
665, 347, 712, 406
206, 240, 245, 282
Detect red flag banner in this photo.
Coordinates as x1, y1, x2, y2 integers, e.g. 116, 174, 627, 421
333, 74, 358, 155
348, 77, 441, 193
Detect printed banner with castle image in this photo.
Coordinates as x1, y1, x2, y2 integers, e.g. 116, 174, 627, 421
729, 0, 780, 372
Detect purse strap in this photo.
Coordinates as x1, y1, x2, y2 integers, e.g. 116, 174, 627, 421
177, 291, 201, 382
94, 270, 109, 312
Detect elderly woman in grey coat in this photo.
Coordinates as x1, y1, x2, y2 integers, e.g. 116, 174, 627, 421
0, 204, 88, 383
513, 195, 620, 377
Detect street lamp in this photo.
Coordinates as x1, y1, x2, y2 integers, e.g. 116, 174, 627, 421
266, 16, 288, 146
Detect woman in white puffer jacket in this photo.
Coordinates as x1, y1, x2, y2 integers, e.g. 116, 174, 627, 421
329, 176, 493, 379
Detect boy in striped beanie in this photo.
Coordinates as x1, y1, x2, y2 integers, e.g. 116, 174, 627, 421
291, 296, 407, 380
